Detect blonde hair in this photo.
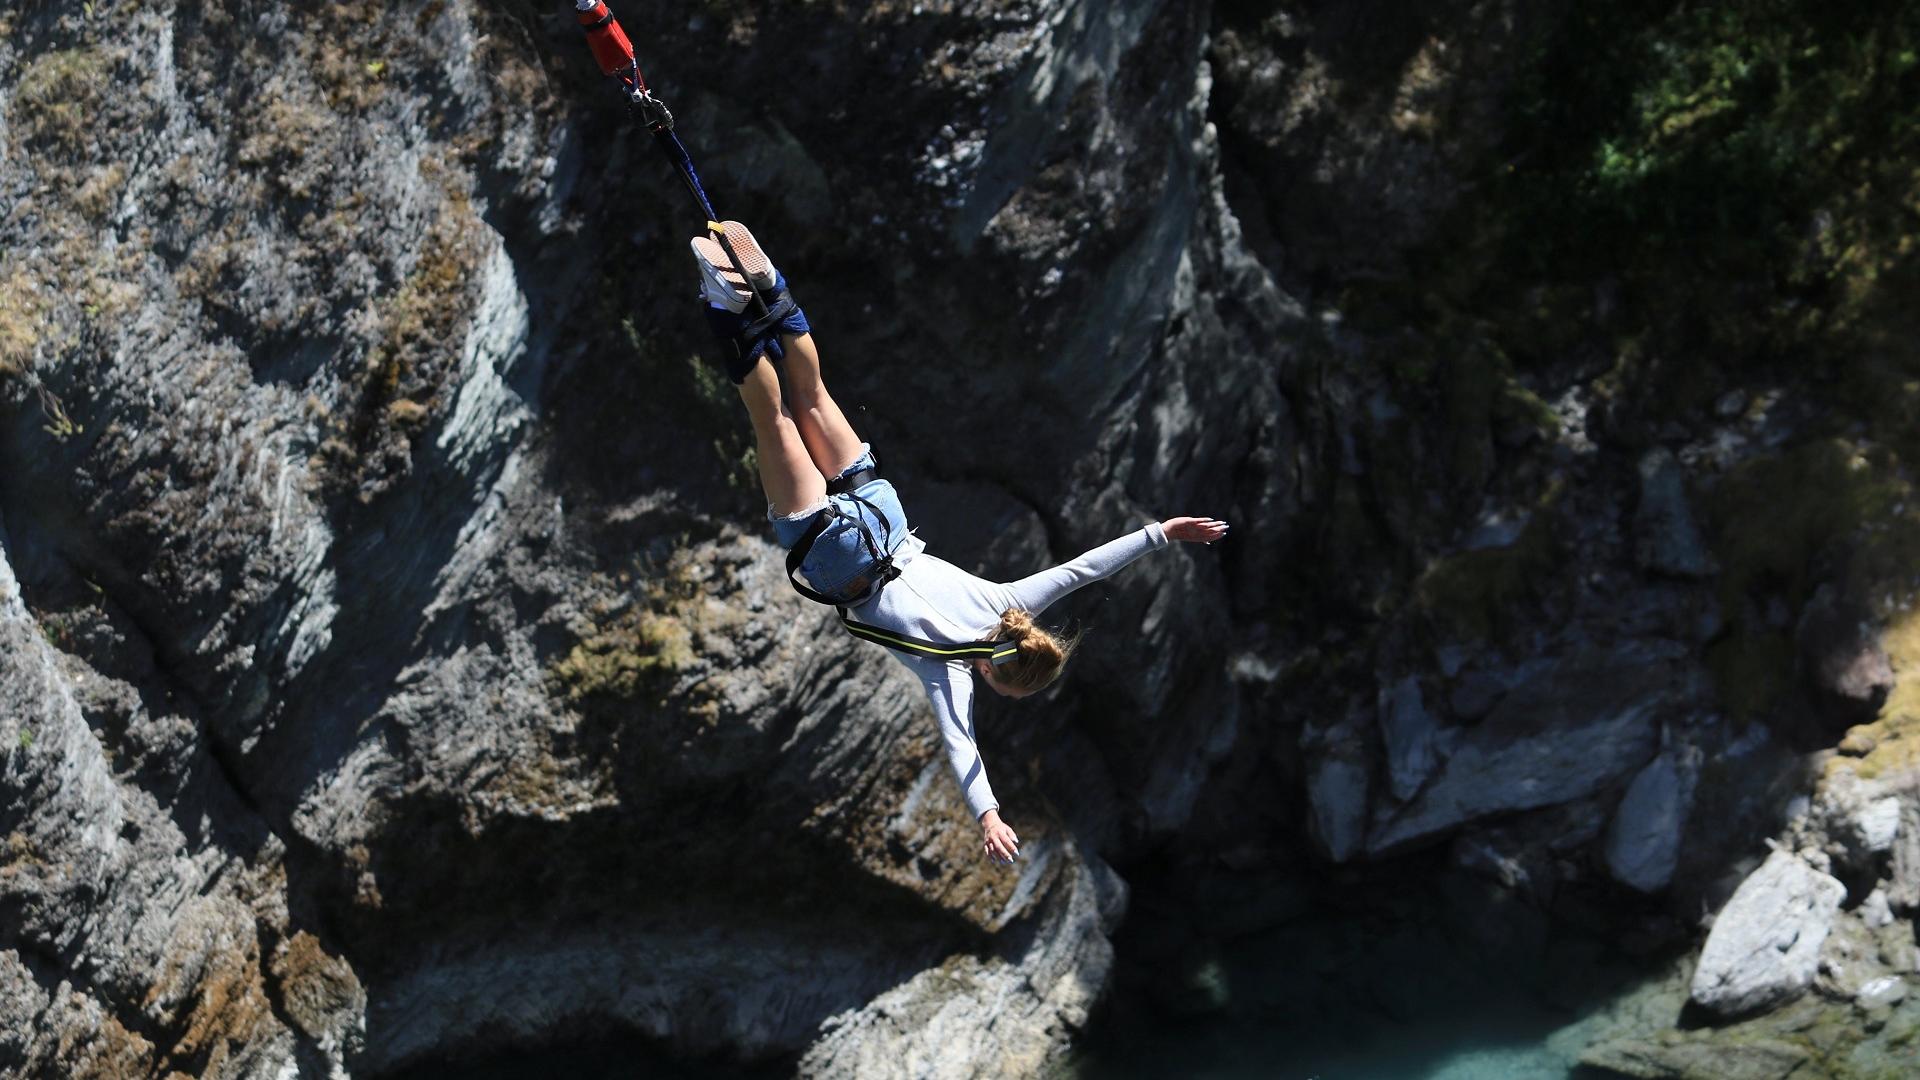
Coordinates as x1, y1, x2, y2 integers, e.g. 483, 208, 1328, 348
988, 608, 1081, 693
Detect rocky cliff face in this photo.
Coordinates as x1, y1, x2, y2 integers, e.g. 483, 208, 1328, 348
2, 1, 1917, 1078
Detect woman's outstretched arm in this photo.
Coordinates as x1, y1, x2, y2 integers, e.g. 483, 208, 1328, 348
919, 662, 999, 817
1003, 516, 1228, 615
915, 660, 1024, 864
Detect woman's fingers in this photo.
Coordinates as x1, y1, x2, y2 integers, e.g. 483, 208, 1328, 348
983, 831, 1020, 864
1166, 516, 1231, 544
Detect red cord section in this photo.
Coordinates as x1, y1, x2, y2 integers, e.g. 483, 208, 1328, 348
577, 1, 640, 82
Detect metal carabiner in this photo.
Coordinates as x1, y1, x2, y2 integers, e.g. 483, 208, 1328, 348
631, 88, 674, 131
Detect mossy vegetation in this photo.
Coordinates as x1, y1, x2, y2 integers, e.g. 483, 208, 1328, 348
236, 98, 337, 197
1706, 439, 1920, 720
310, 3, 394, 115
548, 545, 724, 711
313, 174, 486, 503
0, 265, 44, 379
12, 47, 108, 155
1440, 335, 1561, 488
2, 831, 43, 873
1354, 1, 1920, 711
1828, 610, 1920, 784
546, 532, 781, 792
1360, 0, 1920, 437
1413, 484, 1564, 646
1709, 441, 1912, 609
1481, 0, 1920, 373
551, 609, 696, 705
619, 317, 759, 491
1681, 990, 1920, 1079
543, 545, 748, 801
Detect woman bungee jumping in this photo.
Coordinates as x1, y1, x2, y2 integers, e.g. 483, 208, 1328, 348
689, 222, 1229, 867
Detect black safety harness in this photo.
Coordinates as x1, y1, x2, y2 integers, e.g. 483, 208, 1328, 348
784, 465, 1020, 669
574, 4, 1019, 670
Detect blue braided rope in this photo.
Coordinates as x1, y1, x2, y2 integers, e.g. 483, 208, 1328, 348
654, 129, 717, 223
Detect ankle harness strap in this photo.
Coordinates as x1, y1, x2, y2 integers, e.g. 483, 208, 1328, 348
827, 466, 878, 496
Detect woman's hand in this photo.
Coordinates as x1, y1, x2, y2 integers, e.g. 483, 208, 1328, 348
981, 809, 1020, 865
1162, 516, 1229, 544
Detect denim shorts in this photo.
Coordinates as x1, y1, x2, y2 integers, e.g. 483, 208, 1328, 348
770, 446, 910, 602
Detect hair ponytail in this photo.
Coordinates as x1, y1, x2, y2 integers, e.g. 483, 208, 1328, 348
988, 608, 1080, 693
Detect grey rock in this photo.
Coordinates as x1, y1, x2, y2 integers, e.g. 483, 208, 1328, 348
1815, 904, 1888, 1000
1580, 1036, 1810, 1080
1813, 769, 1907, 876
1307, 753, 1371, 865
1304, 707, 1372, 864
2, 510, 329, 1077
1856, 797, 1902, 853
1605, 743, 1703, 893
1454, 836, 1536, 891
1446, 669, 1507, 721
1891, 800, 1920, 914
5, 0, 1910, 1073
1378, 675, 1441, 801
1367, 647, 1679, 854
1434, 644, 1471, 679
1634, 448, 1718, 577
1856, 975, 1907, 1010
1464, 509, 1529, 551
1690, 850, 1848, 1019
796, 841, 1121, 1080
1861, 887, 1896, 930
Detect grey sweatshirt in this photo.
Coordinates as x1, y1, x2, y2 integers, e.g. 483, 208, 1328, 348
846, 522, 1170, 820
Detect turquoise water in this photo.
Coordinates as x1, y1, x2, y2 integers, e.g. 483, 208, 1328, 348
1061, 867, 1672, 1080
1062, 995, 1598, 1079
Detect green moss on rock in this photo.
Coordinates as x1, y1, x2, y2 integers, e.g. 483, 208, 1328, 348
1706, 629, 1795, 723
550, 610, 695, 705
1709, 440, 1901, 612
13, 48, 108, 155
0, 265, 44, 379
1705, 438, 1920, 723
1415, 486, 1562, 645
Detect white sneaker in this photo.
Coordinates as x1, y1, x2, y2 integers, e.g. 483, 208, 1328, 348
690, 221, 778, 312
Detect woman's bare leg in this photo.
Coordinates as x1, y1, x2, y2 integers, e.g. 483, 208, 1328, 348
777, 332, 866, 477
737, 356, 827, 516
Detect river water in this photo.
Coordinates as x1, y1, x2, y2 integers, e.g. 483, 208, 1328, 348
1059, 863, 1685, 1080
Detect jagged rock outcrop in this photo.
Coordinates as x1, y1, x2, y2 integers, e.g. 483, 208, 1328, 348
1365, 644, 1690, 855
4, 0, 1918, 1077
